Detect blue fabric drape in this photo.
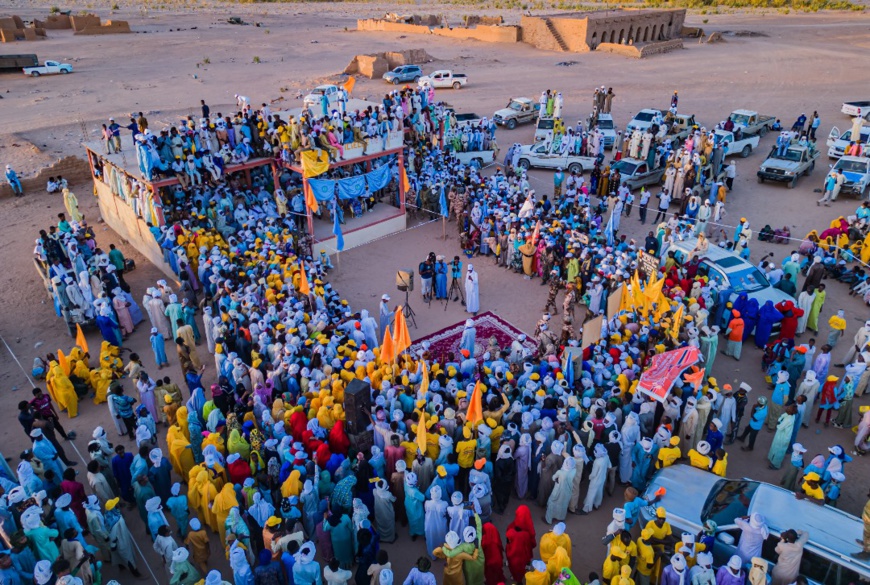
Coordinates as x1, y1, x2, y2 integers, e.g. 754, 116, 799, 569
338, 175, 367, 200
366, 165, 392, 192
307, 178, 336, 202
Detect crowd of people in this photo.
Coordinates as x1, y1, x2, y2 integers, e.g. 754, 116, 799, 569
6, 81, 870, 585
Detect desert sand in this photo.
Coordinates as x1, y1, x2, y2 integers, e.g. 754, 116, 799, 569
2, 3, 870, 582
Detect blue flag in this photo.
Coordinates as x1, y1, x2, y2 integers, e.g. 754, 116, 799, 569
564, 352, 575, 383
604, 210, 615, 247
439, 184, 448, 218
333, 200, 345, 252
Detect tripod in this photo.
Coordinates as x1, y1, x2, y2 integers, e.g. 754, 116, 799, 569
445, 276, 465, 311
402, 288, 418, 328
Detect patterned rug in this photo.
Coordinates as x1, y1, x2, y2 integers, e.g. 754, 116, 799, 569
409, 311, 536, 363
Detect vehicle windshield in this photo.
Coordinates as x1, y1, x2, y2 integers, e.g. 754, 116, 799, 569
835, 159, 869, 174
598, 119, 614, 129
611, 161, 638, 174
701, 479, 761, 526
771, 148, 803, 162
731, 113, 751, 126
538, 119, 555, 130
509, 101, 524, 111
725, 264, 770, 292
634, 112, 655, 122
310, 88, 326, 96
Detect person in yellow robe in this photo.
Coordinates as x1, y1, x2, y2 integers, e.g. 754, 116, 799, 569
688, 441, 713, 471
525, 560, 551, 585
47, 361, 78, 418
176, 406, 190, 441
281, 470, 302, 498
91, 368, 112, 405
188, 470, 206, 521
211, 483, 239, 546
656, 437, 681, 469
198, 470, 219, 532
540, 522, 572, 563
548, 545, 572, 582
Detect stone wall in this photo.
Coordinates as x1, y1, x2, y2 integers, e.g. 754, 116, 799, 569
344, 49, 434, 79
34, 15, 73, 29
74, 20, 131, 35
357, 19, 519, 44
69, 14, 101, 31
0, 155, 91, 198
596, 38, 683, 58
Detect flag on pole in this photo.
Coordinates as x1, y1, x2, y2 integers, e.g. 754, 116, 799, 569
604, 211, 615, 246
342, 76, 356, 96
670, 304, 684, 341
644, 276, 665, 302
439, 184, 448, 217
416, 410, 428, 455
564, 352, 575, 383
298, 261, 311, 296
381, 327, 395, 364
57, 349, 70, 376
419, 360, 429, 397
75, 324, 89, 355
392, 307, 412, 357
466, 381, 484, 425
332, 200, 345, 252
684, 366, 706, 391
400, 166, 411, 194
304, 183, 319, 214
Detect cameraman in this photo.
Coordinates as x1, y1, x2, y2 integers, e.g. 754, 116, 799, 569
419, 252, 435, 302
450, 256, 465, 304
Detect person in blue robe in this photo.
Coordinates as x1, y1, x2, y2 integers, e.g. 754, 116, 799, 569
147, 448, 173, 503
404, 472, 426, 540
165, 483, 189, 539
741, 298, 760, 342
150, 328, 168, 368
434, 257, 448, 300
754, 301, 783, 348
96, 308, 123, 347
459, 321, 476, 357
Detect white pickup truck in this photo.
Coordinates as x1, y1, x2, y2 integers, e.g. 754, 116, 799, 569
727, 109, 776, 136
714, 129, 760, 158
452, 150, 495, 168
418, 70, 468, 90
23, 60, 73, 77
830, 156, 870, 198
515, 142, 596, 174
842, 101, 870, 120
827, 125, 870, 159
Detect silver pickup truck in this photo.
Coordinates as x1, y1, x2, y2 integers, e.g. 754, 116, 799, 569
757, 144, 819, 188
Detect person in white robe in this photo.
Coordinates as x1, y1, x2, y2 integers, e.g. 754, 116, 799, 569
465, 265, 480, 315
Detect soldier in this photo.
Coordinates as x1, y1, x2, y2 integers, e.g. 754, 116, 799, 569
563, 283, 577, 321
544, 272, 563, 315
534, 313, 551, 338
560, 314, 574, 347
537, 323, 559, 357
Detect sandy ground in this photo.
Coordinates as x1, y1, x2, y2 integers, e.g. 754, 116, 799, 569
2, 3, 870, 582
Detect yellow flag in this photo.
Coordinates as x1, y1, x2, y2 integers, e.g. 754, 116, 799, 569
400, 166, 411, 194
57, 349, 70, 376
416, 410, 427, 455
419, 360, 429, 397
467, 381, 484, 425
670, 304, 684, 340
644, 276, 665, 302
381, 327, 395, 365
75, 324, 89, 355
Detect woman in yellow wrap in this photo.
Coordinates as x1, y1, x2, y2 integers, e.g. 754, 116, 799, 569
281, 470, 302, 498
91, 368, 111, 404
47, 361, 78, 418
176, 406, 190, 440
211, 483, 239, 546
198, 470, 219, 532
188, 469, 205, 519
227, 429, 251, 460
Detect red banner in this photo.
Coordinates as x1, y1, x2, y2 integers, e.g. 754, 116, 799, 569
637, 346, 701, 402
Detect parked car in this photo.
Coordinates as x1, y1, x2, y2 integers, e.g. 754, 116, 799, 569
382, 65, 423, 85
665, 239, 794, 307
757, 144, 819, 188
493, 97, 541, 129
452, 150, 495, 167
640, 466, 870, 585
841, 100, 870, 120
625, 108, 662, 133
23, 60, 72, 77
830, 155, 870, 198
534, 117, 556, 143
417, 70, 467, 89
515, 142, 596, 174
826, 126, 870, 159
610, 158, 666, 191
714, 129, 760, 158
596, 113, 618, 149
727, 109, 776, 136
669, 113, 698, 141
303, 84, 341, 111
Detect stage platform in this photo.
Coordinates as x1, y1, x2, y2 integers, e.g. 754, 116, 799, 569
314, 204, 407, 253
408, 311, 536, 363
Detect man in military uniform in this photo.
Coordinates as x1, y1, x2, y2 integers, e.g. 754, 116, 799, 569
563, 283, 577, 321
560, 314, 574, 346
543, 272, 563, 315
537, 323, 559, 357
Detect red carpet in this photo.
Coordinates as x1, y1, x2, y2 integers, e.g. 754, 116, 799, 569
409, 311, 536, 363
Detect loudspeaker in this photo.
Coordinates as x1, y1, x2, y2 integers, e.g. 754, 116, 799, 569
396, 269, 414, 292
344, 378, 372, 435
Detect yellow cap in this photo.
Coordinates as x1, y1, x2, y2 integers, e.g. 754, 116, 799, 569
105, 497, 120, 511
